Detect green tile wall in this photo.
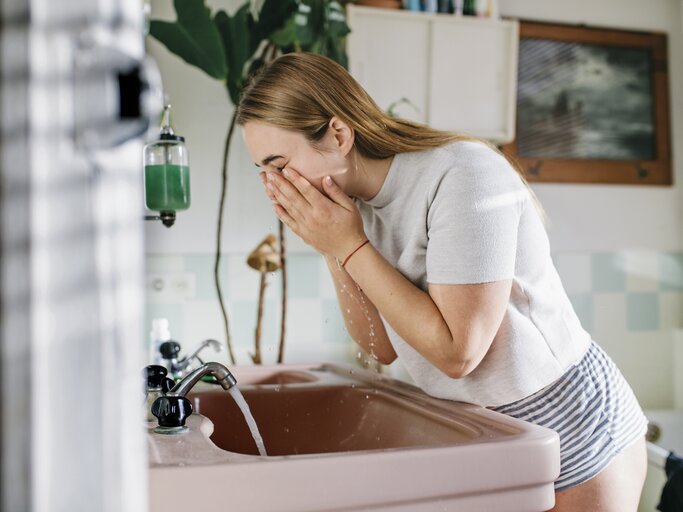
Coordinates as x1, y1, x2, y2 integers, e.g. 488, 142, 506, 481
146, 250, 683, 348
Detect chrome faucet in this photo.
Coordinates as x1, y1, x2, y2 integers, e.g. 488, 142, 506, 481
150, 362, 238, 433
167, 361, 237, 397
160, 338, 223, 380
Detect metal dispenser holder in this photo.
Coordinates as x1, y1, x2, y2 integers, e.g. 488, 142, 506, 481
143, 104, 190, 227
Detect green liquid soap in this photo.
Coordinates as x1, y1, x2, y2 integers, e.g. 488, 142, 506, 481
144, 164, 191, 212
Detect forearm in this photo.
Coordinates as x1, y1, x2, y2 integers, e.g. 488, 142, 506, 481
324, 254, 396, 364
342, 244, 464, 375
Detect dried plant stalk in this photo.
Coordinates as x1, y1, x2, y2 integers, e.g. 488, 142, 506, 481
251, 270, 268, 364
277, 220, 287, 363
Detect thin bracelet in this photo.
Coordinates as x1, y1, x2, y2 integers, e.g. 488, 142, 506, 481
341, 239, 370, 269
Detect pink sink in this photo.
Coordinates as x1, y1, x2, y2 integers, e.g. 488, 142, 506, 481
149, 363, 560, 512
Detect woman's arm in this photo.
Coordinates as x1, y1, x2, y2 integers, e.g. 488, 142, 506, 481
323, 254, 396, 364
342, 242, 511, 379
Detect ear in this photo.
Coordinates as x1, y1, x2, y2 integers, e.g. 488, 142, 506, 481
328, 116, 355, 156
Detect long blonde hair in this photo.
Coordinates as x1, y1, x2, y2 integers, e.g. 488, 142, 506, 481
236, 52, 545, 221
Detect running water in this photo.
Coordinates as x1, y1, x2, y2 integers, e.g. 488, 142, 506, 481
228, 387, 267, 456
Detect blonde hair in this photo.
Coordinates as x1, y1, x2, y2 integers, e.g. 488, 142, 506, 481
237, 52, 545, 222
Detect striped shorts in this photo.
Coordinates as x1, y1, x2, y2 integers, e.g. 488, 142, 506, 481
490, 340, 648, 491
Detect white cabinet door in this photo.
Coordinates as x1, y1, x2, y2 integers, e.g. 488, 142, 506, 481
347, 7, 430, 123
430, 17, 518, 142
346, 5, 519, 143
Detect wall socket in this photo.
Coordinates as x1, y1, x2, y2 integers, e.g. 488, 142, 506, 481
146, 272, 196, 302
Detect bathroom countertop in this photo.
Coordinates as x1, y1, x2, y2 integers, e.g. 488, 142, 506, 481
147, 415, 259, 466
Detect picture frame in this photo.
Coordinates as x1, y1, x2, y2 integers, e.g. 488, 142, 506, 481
501, 21, 672, 186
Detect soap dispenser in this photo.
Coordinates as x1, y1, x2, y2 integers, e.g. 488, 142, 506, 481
143, 104, 190, 227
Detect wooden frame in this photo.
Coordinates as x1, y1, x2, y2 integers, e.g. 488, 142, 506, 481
501, 21, 671, 185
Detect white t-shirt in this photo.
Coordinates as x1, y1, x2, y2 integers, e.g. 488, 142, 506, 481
356, 140, 592, 407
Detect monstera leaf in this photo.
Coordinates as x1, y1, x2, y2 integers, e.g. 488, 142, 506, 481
149, 0, 227, 80
150, 0, 350, 101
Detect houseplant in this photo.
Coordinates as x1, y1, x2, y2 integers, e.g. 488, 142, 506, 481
149, 0, 351, 364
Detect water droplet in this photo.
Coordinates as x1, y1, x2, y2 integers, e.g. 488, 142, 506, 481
351, 383, 356, 388
365, 395, 369, 399
284, 427, 290, 433
346, 309, 351, 314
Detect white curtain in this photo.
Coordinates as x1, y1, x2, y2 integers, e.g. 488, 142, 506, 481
2, 0, 149, 510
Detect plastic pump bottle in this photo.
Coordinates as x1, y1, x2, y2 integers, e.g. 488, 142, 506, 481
149, 318, 171, 366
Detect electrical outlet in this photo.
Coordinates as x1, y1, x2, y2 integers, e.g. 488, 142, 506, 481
146, 272, 196, 302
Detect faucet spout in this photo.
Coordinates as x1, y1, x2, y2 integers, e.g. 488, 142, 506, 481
169, 362, 237, 397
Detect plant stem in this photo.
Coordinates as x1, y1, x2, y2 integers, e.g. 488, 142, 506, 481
252, 270, 267, 365
277, 220, 287, 363
215, 110, 238, 365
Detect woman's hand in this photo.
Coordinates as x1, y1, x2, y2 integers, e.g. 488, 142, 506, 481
260, 167, 367, 261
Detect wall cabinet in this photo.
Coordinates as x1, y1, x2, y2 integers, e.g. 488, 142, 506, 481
346, 5, 519, 144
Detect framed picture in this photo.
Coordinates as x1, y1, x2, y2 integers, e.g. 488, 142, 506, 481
501, 21, 671, 185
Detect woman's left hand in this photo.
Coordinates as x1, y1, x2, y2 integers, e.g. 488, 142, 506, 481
263, 167, 367, 261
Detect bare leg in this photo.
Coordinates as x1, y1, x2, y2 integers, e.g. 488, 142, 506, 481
548, 436, 647, 512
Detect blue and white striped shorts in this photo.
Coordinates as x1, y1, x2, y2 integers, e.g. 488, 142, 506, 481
491, 340, 648, 491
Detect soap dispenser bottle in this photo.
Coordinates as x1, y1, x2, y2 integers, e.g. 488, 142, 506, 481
143, 104, 190, 227
149, 318, 171, 366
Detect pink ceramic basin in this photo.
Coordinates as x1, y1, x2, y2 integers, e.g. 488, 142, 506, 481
190, 385, 483, 456
149, 364, 560, 512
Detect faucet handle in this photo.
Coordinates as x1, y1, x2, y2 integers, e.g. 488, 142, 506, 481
160, 377, 175, 393
144, 365, 168, 389
159, 340, 181, 360
151, 395, 193, 431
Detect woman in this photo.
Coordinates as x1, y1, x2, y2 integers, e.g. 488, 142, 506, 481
236, 52, 648, 511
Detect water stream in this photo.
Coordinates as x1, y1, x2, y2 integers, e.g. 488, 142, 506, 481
229, 386, 268, 456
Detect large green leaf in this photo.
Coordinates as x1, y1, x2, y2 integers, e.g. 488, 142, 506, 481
295, 1, 323, 47
325, 1, 351, 41
150, 0, 350, 98
270, 15, 298, 49
253, 0, 298, 45
293, 0, 350, 67
215, 5, 253, 105
149, 0, 227, 80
